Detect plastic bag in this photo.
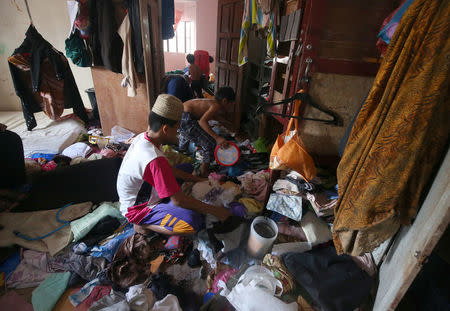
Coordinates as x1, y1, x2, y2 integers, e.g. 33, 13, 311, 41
110, 126, 135, 143
219, 265, 297, 311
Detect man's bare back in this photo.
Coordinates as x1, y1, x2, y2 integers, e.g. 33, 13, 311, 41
183, 98, 220, 120
189, 63, 202, 81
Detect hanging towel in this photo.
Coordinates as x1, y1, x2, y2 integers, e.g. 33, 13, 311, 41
118, 13, 138, 97
238, 0, 277, 66
334, 0, 450, 256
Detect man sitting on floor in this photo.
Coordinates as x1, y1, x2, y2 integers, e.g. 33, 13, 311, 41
116, 94, 231, 235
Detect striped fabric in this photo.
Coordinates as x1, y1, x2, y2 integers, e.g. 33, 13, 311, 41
238, 0, 277, 66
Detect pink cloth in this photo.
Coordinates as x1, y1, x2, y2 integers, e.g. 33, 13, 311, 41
212, 268, 237, 293
41, 160, 57, 171
99, 148, 118, 158
237, 170, 269, 203
0, 291, 33, 311
7, 250, 50, 289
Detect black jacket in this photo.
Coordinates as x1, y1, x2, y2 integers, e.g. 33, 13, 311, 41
8, 26, 89, 131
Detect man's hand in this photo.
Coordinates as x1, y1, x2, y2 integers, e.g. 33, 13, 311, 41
0, 123, 7, 132
216, 136, 229, 148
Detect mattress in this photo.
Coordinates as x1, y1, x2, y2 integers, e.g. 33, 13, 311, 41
0, 110, 87, 157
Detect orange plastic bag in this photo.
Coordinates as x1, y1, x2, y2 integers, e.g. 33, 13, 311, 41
270, 91, 316, 181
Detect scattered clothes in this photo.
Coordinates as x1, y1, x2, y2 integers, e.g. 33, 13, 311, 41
306, 192, 337, 217
71, 202, 124, 242
32, 272, 71, 311
187, 249, 202, 268
282, 246, 373, 311
271, 242, 312, 256
60, 253, 106, 283
197, 230, 218, 269
211, 268, 237, 294
90, 224, 135, 262
0, 202, 92, 256
75, 285, 112, 310
272, 179, 300, 195
191, 180, 216, 200
237, 170, 269, 203
300, 211, 332, 246
285, 176, 316, 193
266, 193, 303, 221
0, 290, 33, 311
162, 145, 193, 166
238, 197, 263, 215
7, 250, 50, 289
80, 215, 121, 247
276, 224, 307, 241
227, 202, 246, 218
70, 278, 101, 306
108, 233, 163, 288
351, 253, 377, 278
62, 142, 93, 159
149, 273, 200, 311
262, 254, 295, 294
151, 294, 182, 311
0, 249, 20, 280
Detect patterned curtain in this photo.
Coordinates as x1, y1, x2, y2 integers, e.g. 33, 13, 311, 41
333, 0, 450, 256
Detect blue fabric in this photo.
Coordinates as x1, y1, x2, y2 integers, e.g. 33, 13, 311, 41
90, 224, 135, 262
167, 75, 194, 103
378, 0, 415, 44
0, 250, 21, 280
31, 153, 56, 161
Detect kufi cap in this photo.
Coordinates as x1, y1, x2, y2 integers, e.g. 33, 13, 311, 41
151, 94, 183, 121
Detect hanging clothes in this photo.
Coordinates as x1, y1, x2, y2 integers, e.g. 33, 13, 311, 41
238, 0, 277, 66
333, 0, 450, 256
125, 0, 145, 74
118, 13, 138, 97
89, 0, 123, 73
8, 26, 89, 131
161, 0, 175, 40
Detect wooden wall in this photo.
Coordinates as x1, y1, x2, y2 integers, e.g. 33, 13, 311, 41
91, 68, 150, 136
299, 72, 374, 155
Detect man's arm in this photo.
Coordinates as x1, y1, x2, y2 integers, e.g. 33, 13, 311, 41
172, 166, 206, 182
170, 190, 231, 221
198, 104, 226, 145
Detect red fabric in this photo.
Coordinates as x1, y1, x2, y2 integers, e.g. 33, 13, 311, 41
125, 202, 150, 224
143, 157, 180, 199
75, 286, 112, 311
194, 50, 210, 77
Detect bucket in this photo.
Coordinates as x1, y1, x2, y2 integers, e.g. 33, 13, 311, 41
247, 216, 278, 259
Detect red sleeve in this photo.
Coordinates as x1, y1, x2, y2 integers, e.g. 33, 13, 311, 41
143, 157, 180, 199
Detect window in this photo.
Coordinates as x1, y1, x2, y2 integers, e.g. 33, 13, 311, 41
163, 21, 195, 54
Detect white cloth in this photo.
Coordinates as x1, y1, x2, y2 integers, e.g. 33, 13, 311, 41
66, 1, 79, 37
116, 133, 166, 215
300, 211, 332, 246
118, 13, 137, 97
150, 294, 182, 311
62, 142, 92, 159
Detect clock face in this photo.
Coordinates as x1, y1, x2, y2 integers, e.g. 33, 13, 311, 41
215, 142, 240, 166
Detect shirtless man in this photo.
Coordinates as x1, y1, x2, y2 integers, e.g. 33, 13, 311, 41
186, 54, 203, 98
178, 86, 235, 177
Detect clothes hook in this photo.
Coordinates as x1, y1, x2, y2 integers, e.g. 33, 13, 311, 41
24, 0, 33, 25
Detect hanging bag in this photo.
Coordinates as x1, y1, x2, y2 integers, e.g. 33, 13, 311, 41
270, 91, 316, 181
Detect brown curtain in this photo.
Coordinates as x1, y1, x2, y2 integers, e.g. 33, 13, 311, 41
333, 0, 450, 256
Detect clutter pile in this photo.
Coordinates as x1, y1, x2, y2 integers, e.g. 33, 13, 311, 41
0, 121, 377, 311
